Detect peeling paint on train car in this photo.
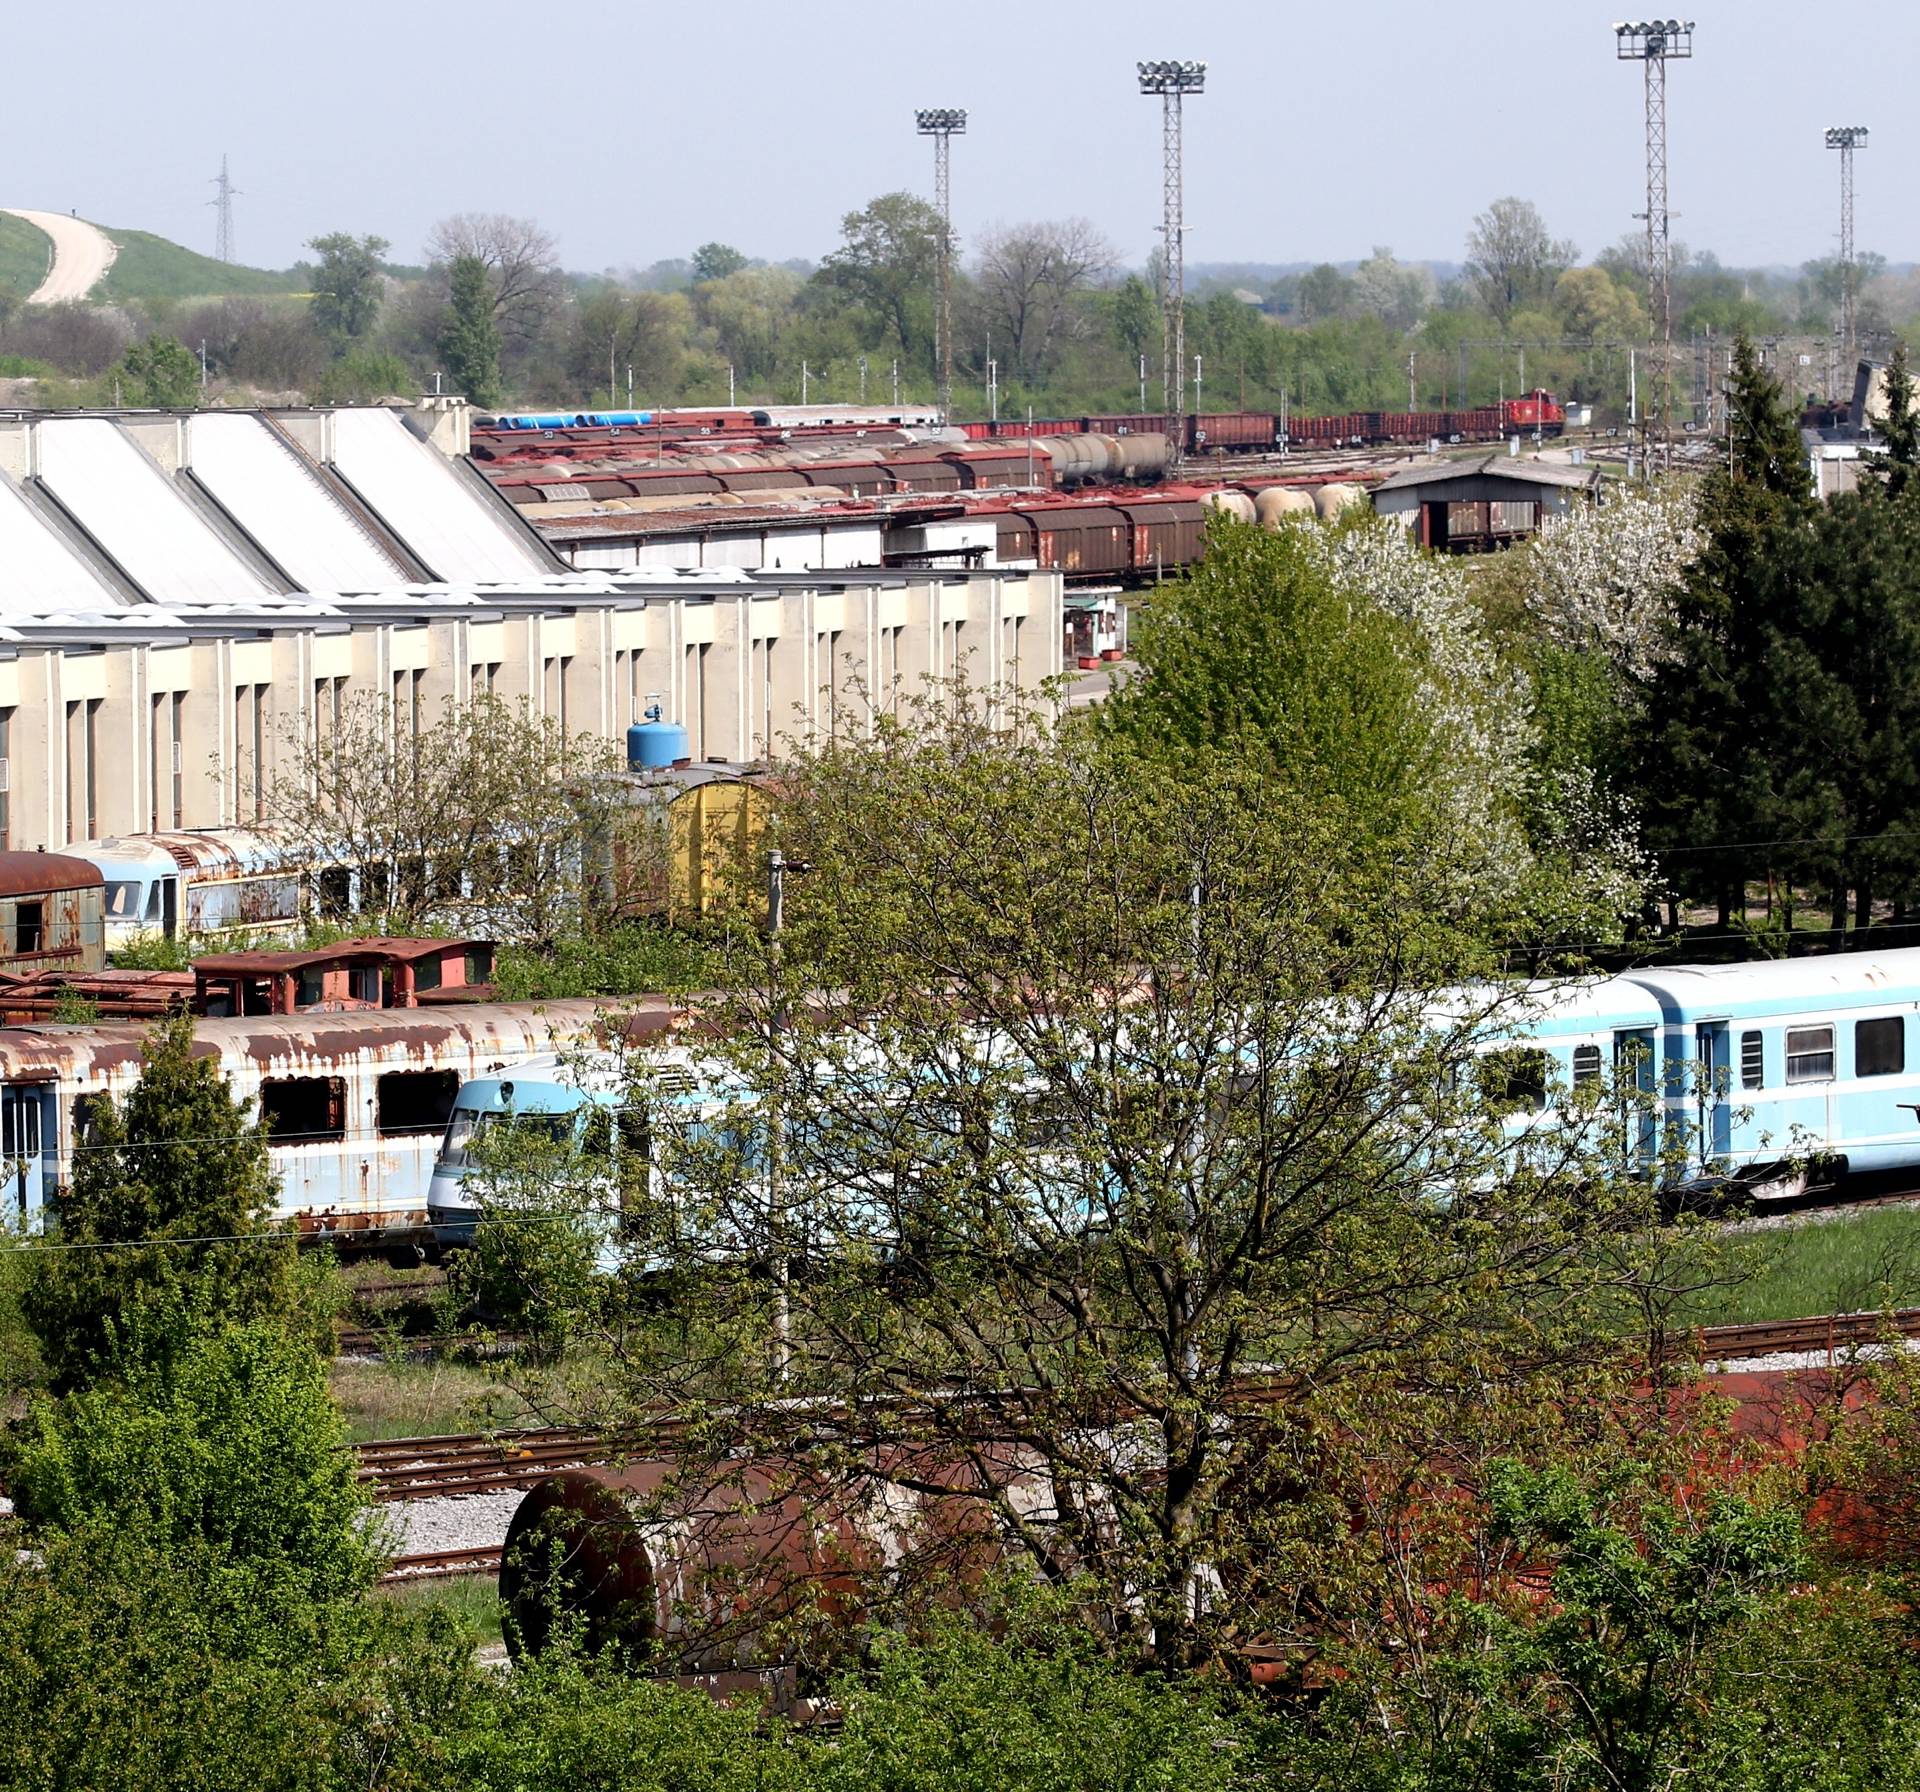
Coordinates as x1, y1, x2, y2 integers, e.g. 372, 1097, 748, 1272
0, 996, 693, 1231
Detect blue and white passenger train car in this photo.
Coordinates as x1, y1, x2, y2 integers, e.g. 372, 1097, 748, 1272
422, 951, 1920, 1252
1622, 953, 1920, 1182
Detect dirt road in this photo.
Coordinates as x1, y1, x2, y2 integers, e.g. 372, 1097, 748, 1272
1, 209, 117, 303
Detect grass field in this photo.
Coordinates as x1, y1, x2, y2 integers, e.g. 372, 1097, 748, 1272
329, 1355, 532, 1443
99, 227, 300, 302
0, 213, 51, 299
1682, 1202, 1920, 1327
377, 1572, 505, 1645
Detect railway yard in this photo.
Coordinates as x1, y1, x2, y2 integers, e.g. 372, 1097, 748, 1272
7, 1, 1920, 1779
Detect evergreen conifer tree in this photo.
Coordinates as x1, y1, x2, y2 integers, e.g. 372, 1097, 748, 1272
23, 1012, 286, 1390
439, 252, 502, 407
1878, 342, 1919, 499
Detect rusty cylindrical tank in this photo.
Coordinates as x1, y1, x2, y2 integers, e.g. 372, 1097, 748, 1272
500, 1453, 1047, 1667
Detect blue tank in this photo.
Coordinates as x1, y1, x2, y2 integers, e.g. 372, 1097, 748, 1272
627, 719, 688, 769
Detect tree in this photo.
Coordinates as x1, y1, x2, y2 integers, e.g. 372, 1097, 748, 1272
8, 1319, 381, 1603
1876, 341, 1919, 497
426, 212, 564, 356
1630, 333, 1920, 938
695, 264, 803, 383
303, 232, 388, 343
22, 1012, 286, 1391
1351, 246, 1433, 332
692, 241, 748, 284
117, 335, 200, 407
567, 288, 689, 407
438, 252, 501, 405
1524, 483, 1704, 683
820, 191, 943, 361
262, 690, 652, 945
1552, 265, 1650, 342
1099, 515, 1645, 947
582, 695, 1652, 1673
1471, 1461, 1804, 1792
1108, 274, 1159, 364
972, 220, 1115, 382
1295, 262, 1355, 322
1465, 198, 1576, 327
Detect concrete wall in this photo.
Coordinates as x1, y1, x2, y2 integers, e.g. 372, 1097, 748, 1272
0, 568, 1064, 852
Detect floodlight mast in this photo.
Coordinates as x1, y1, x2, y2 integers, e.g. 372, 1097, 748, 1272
1615, 20, 1692, 473
1826, 127, 1868, 378
1137, 60, 1205, 432
915, 107, 967, 420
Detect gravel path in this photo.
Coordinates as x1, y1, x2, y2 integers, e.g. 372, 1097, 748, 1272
1, 209, 117, 304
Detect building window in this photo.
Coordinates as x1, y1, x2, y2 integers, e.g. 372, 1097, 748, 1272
1786, 1026, 1836, 1084
0, 705, 13, 852
170, 693, 185, 829
1857, 1016, 1904, 1078
251, 683, 267, 821
83, 698, 99, 838
1740, 1030, 1764, 1090
258, 1076, 346, 1144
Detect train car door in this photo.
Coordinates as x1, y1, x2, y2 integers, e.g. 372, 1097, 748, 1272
1615, 1028, 1657, 1167
1693, 1021, 1732, 1164
0, 1084, 53, 1223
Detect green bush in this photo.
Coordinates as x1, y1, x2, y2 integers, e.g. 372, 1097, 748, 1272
8, 1318, 385, 1603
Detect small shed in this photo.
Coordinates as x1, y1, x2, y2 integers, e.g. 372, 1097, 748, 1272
1369, 454, 1600, 553
193, 938, 496, 1019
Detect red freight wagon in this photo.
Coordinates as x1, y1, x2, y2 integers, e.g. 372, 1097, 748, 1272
1189, 413, 1273, 450
1020, 505, 1131, 576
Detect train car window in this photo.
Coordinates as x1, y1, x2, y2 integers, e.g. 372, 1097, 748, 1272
259, 1076, 346, 1143
104, 880, 143, 918
1572, 1044, 1604, 1087
1740, 1031, 1764, 1090
1785, 1026, 1836, 1084
1475, 1048, 1550, 1115
376, 1070, 460, 1138
71, 1093, 108, 1148
14, 900, 42, 955
316, 868, 352, 919
1856, 1017, 1905, 1078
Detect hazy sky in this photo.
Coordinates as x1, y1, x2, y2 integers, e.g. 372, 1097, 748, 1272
11, 0, 1909, 275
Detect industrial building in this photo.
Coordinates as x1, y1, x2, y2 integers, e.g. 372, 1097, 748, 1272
1368, 454, 1600, 552
0, 402, 1063, 852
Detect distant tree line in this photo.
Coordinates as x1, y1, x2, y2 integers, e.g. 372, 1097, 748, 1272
0, 192, 1904, 421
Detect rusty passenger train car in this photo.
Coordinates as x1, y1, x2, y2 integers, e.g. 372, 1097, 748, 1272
0, 997, 686, 1238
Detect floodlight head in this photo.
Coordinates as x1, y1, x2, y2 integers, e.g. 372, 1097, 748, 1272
1137, 59, 1207, 94
1614, 19, 1693, 58
1825, 126, 1869, 150
915, 107, 967, 135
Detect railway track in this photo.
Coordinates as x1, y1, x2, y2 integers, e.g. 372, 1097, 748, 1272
382, 1544, 504, 1582
355, 1425, 634, 1500
355, 1309, 1915, 1502
1689, 1308, 1920, 1361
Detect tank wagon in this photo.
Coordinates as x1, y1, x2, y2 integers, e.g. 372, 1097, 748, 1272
0, 996, 679, 1235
